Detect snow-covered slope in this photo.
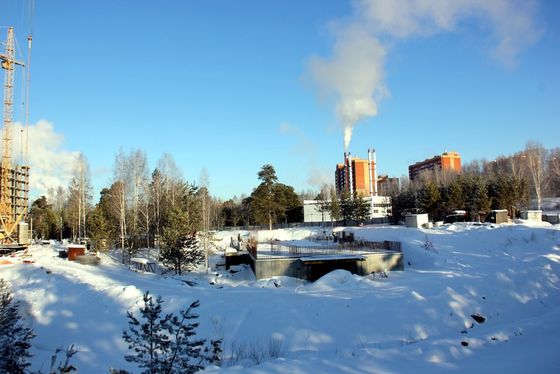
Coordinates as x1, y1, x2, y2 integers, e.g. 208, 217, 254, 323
1, 223, 559, 373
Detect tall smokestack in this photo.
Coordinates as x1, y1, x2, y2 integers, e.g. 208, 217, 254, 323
348, 152, 354, 199
343, 152, 348, 194
373, 149, 378, 196
368, 149, 374, 196
368, 149, 374, 218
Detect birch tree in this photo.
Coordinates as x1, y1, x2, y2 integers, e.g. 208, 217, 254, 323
524, 141, 547, 210
114, 150, 129, 261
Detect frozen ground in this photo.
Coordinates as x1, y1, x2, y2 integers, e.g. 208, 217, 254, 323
1, 221, 559, 373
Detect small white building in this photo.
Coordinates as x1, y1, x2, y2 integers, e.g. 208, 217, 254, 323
520, 210, 542, 222
405, 213, 429, 228
303, 196, 392, 223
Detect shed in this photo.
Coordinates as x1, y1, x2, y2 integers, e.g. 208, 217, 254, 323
67, 245, 86, 261
488, 209, 509, 224
520, 210, 542, 222
405, 213, 429, 228
542, 213, 560, 225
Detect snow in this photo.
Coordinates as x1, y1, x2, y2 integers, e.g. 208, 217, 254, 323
1, 222, 560, 373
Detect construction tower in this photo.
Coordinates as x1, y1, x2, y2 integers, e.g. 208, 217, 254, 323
0, 27, 30, 245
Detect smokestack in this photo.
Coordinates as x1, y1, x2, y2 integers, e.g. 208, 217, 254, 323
373, 149, 378, 196
343, 152, 348, 193
368, 149, 374, 197
348, 152, 354, 199
368, 149, 374, 218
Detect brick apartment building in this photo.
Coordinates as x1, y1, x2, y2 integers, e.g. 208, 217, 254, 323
408, 151, 461, 181
335, 155, 375, 197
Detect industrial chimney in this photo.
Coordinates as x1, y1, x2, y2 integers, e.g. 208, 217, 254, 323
347, 152, 354, 199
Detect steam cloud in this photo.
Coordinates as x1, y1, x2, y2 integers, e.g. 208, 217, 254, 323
307, 0, 540, 151
11, 120, 79, 196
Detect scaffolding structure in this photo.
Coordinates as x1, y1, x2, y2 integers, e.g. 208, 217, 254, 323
0, 27, 30, 245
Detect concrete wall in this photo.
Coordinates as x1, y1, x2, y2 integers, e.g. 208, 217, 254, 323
253, 251, 404, 282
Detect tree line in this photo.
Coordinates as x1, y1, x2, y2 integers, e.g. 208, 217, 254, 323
29, 141, 560, 249
28, 155, 303, 252
392, 141, 560, 222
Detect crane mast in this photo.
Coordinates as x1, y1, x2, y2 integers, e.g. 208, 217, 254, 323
0, 27, 27, 244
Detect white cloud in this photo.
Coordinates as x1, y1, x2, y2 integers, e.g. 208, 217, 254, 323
307, 0, 541, 150
354, 0, 541, 65
11, 120, 79, 197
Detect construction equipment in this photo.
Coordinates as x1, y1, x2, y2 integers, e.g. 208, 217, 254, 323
0, 27, 30, 247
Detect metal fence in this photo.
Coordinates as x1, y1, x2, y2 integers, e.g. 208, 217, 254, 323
249, 240, 401, 260
220, 218, 393, 232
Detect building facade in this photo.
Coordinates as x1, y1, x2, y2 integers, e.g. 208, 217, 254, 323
335, 153, 377, 197
377, 175, 400, 196
408, 151, 461, 181
303, 196, 392, 223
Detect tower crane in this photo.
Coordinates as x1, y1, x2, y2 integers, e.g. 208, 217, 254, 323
0, 27, 28, 245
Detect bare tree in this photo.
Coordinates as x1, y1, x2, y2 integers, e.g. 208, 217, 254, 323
114, 150, 129, 260
68, 153, 92, 242
150, 168, 164, 250
199, 169, 210, 272
129, 149, 149, 247
524, 141, 547, 210
157, 153, 183, 208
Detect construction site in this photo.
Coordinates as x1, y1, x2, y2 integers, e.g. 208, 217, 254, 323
0, 26, 32, 250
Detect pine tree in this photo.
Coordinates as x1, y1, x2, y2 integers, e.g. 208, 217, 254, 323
353, 194, 371, 224
328, 187, 341, 224
160, 223, 203, 275
0, 279, 35, 374
123, 292, 172, 374
123, 292, 219, 374
165, 300, 206, 373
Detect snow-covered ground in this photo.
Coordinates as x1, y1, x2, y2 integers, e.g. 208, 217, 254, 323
1, 222, 559, 373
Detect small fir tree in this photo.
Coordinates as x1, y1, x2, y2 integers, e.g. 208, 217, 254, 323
122, 292, 220, 374
123, 292, 173, 374
160, 233, 203, 275
0, 279, 35, 374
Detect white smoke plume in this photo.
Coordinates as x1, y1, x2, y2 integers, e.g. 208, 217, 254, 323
307, 0, 540, 151
10, 120, 79, 197
308, 24, 386, 151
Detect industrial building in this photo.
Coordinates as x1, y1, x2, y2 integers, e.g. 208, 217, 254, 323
335, 149, 379, 197
301, 149, 392, 224
408, 151, 461, 181
303, 195, 392, 223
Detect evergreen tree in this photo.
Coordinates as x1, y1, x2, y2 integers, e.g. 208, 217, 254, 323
417, 182, 441, 220
87, 204, 112, 251
165, 301, 206, 373
160, 219, 202, 276
340, 190, 354, 225
123, 292, 219, 374
328, 187, 341, 224
0, 279, 35, 374
123, 292, 172, 374
460, 175, 491, 220
29, 196, 59, 239
251, 164, 280, 230
353, 194, 371, 224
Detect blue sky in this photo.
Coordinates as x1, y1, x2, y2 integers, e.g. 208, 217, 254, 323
2, 0, 559, 201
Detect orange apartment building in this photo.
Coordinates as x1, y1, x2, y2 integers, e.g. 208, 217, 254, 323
335, 154, 376, 197
408, 151, 461, 181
